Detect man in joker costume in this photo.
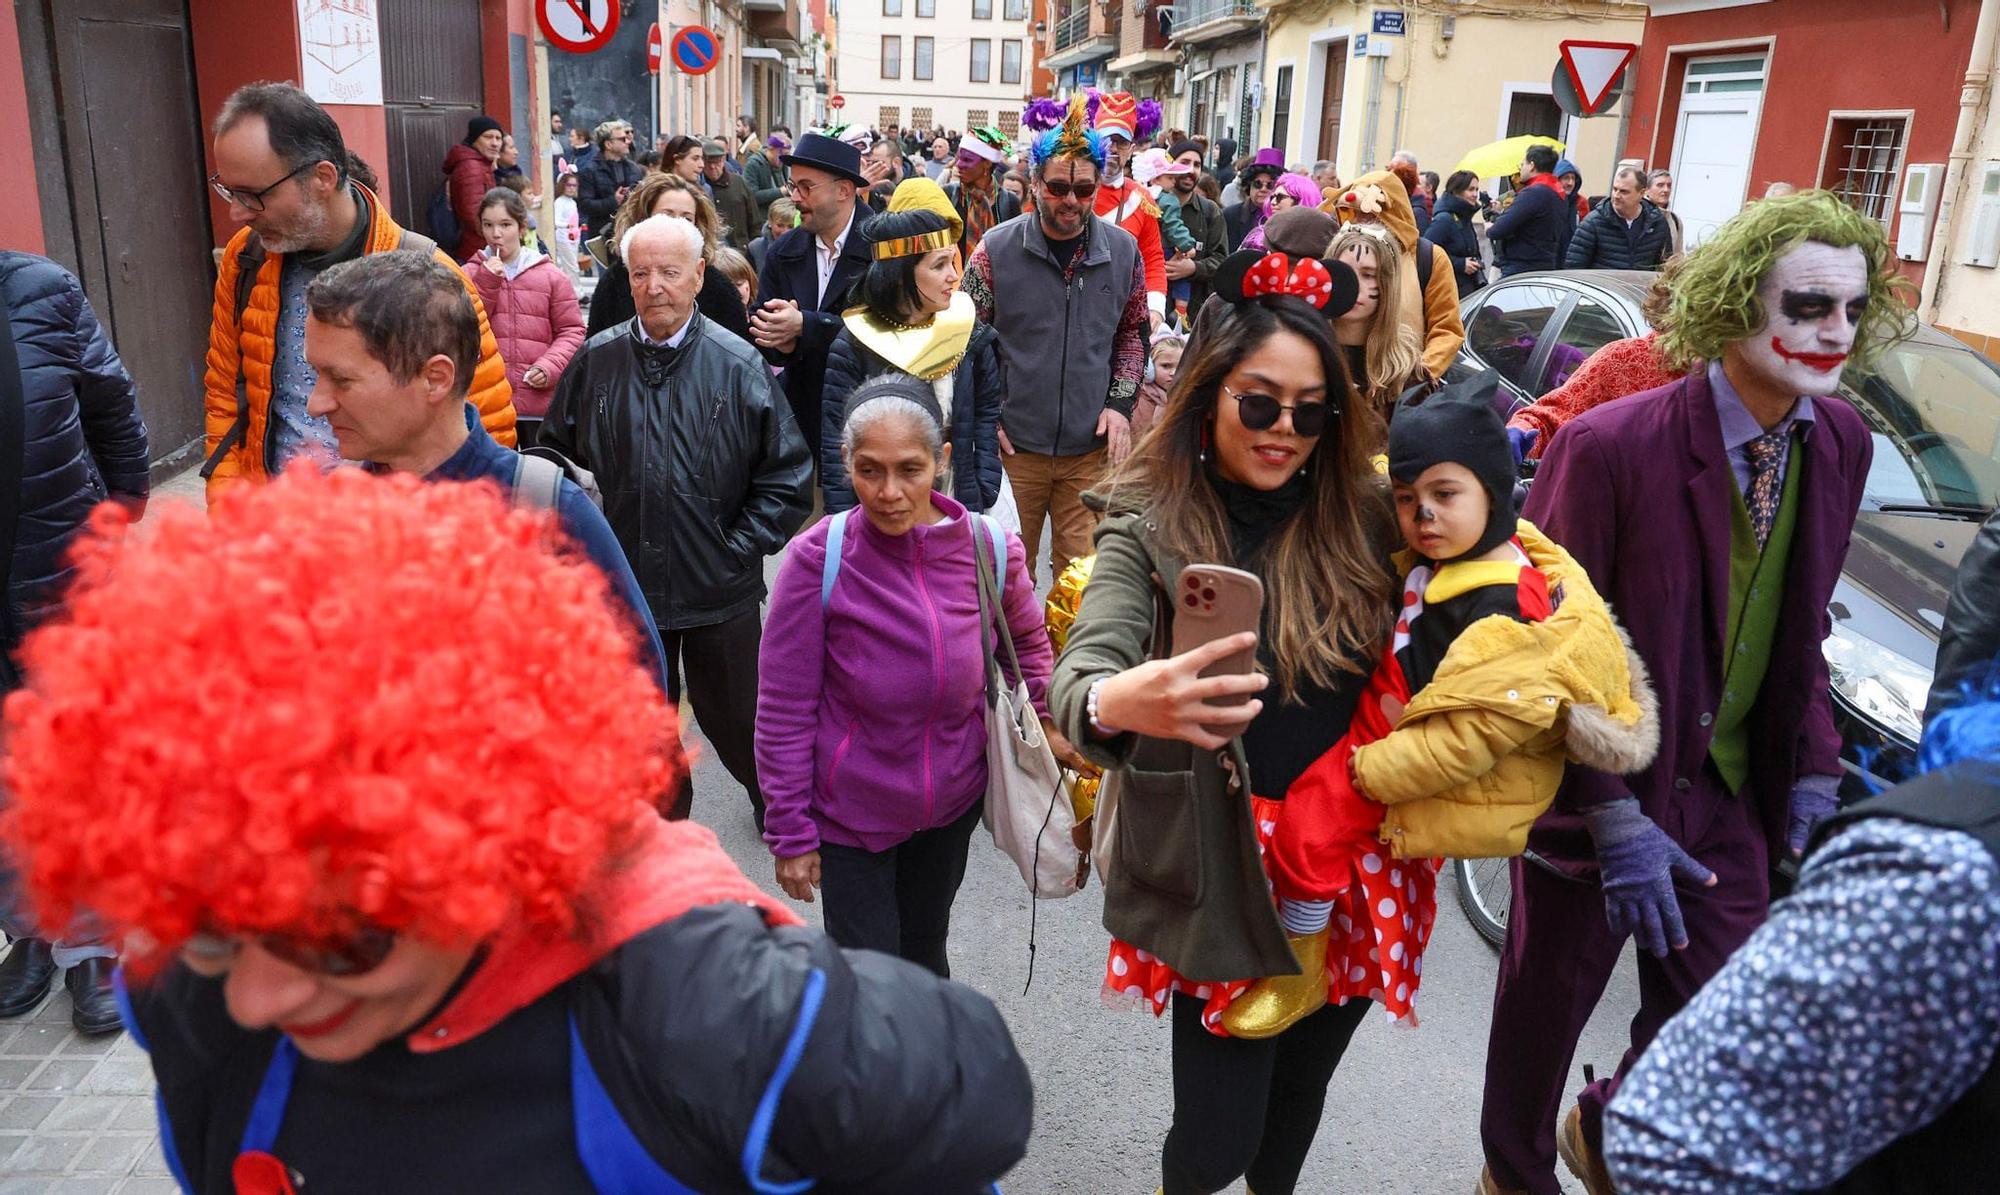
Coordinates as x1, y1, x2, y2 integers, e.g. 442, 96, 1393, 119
1090, 91, 1167, 326
1477, 191, 1914, 1195
945, 126, 1021, 258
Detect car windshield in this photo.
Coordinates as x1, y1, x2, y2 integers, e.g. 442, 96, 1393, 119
1843, 337, 2000, 514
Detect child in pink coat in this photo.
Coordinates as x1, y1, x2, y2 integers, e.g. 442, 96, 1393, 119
467, 187, 585, 431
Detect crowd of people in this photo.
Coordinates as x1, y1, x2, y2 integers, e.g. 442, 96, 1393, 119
2, 74, 1999, 1195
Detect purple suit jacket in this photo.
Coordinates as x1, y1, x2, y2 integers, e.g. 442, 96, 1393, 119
1522, 367, 1872, 873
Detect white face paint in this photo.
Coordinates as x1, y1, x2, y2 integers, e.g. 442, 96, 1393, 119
1739, 241, 1870, 396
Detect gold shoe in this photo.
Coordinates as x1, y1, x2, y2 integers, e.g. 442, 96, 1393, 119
1218, 928, 1330, 1040
1557, 1105, 1615, 1195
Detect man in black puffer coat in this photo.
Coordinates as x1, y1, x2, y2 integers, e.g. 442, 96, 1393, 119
1565, 166, 1672, 271
0, 250, 149, 1036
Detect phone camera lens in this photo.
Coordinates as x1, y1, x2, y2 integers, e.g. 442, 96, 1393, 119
1202, 587, 1216, 603
1182, 593, 1198, 608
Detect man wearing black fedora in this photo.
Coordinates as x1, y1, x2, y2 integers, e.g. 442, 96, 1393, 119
751, 131, 874, 475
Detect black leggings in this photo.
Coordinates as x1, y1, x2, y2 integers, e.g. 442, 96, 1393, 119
1162, 991, 1372, 1195
816, 799, 983, 978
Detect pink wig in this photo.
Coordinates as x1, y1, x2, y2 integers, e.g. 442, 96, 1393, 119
1266, 172, 1325, 221
1, 467, 680, 967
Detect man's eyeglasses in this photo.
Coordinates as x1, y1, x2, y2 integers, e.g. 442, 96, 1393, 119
1225, 383, 1333, 438
184, 923, 398, 978
790, 178, 822, 198
208, 160, 319, 212
1041, 179, 1097, 200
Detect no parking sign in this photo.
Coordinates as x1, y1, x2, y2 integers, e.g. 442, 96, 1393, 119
671, 25, 721, 76
536, 0, 618, 54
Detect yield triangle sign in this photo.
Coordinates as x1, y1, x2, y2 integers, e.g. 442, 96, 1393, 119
1560, 40, 1638, 115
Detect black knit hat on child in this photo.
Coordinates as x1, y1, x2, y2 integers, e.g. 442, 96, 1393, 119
1387, 369, 1518, 562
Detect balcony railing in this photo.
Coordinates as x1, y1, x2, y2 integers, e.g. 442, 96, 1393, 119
1171, 0, 1259, 38
1053, 9, 1091, 51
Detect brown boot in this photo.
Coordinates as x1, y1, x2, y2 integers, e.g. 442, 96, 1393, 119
1475, 1164, 1528, 1195
1218, 928, 1330, 1040
1557, 1104, 1615, 1195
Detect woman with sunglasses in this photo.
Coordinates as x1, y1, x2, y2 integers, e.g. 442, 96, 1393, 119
0, 469, 1031, 1193
1051, 251, 1393, 1195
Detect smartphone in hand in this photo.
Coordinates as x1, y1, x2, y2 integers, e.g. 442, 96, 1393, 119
1169, 564, 1266, 737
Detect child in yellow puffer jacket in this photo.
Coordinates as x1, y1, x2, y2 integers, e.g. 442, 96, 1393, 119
1221, 370, 1658, 1039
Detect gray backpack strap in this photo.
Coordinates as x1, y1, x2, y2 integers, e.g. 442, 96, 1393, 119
512, 452, 564, 512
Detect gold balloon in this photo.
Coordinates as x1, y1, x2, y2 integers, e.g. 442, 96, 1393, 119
1044, 553, 1102, 819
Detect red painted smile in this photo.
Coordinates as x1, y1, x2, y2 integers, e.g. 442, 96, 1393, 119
1771, 338, 1848, 371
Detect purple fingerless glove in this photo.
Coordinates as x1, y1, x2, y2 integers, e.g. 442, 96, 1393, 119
1584, 798, 1717, 958
1785, 776, 1842, 855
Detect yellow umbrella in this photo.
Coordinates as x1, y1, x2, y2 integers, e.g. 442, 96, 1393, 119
1455, 135, 1566, 179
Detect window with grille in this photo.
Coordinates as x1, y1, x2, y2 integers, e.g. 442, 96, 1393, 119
998, 109, 1020, 136
913, 106, 936, 130
1001, 39, 1022, 84
970, 39, 991, 82
967, 108, 990, 128
882, 36, 901, 79
1005, 0, 1026, 18
974, 0, 992, 16
916, 36, 935, 80
880, 105, 902, 127
1822, 116, 1908, 224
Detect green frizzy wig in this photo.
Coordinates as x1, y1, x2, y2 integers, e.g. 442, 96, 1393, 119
1654, 189, 1916, 373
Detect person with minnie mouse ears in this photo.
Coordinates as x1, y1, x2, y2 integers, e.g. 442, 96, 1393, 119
1052, 248, 1401, 1195
1222, 367, 1659, 1040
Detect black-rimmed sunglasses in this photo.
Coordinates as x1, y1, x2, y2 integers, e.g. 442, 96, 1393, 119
208, 160, 318, 212
1225, 384, 1334, 438
1041, 179, 1097, 200
184, 923, 398, 978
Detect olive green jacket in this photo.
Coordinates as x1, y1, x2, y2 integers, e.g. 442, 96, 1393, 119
1050, 510, 1299, 982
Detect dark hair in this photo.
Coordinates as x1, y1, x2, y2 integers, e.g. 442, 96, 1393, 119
1445, 169, 1479, 197
213, 82, 348, 187
1525, 144, 1558, 174
856, 255, 928, 324
635, 150, 662, 170
344, 151, 379, 194
306, 251, 480, 400
1099, 296, 1390, 696
477, 186, 530, 228
664, 135, 702, 165
1421, 171, 1440, 195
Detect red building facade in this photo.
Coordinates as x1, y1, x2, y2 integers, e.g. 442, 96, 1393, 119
1622, 0, 1982, 285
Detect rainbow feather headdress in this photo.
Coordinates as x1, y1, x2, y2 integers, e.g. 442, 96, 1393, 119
1029, 95, 1107, 173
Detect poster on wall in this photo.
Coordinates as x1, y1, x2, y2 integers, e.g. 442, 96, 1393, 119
297, 0, 383, 106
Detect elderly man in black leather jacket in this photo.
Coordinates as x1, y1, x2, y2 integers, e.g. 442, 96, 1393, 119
542, 214, 813, 826
1928, 508, 2000, 721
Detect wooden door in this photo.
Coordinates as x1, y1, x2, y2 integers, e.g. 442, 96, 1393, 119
380, 0, 485, 229
37, 0, 215, 470
1316, 42, 1346, 161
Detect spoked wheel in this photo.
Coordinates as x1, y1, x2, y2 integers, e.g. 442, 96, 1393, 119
1453, 856, 1513, 948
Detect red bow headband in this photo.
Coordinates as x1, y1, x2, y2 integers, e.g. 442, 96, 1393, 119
1213, 250, 1360, 319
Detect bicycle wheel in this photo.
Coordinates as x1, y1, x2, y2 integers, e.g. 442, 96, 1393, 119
1454, 856, 1513, 948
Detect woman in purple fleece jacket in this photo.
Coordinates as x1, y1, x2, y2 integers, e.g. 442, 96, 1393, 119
757, 375, 1079, 977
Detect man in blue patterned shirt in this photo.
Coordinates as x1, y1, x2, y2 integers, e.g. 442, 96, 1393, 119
1604, 697, 2000, 1193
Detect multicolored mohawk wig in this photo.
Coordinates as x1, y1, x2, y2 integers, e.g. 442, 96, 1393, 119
1029, 94, 1107, 172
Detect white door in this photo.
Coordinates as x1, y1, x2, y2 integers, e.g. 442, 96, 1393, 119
1668, 54, 1768, 248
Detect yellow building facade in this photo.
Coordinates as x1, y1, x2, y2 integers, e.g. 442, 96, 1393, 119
1254, 0, 1646, 189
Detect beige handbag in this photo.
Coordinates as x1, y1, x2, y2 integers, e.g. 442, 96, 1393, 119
972, 518, 1081, 900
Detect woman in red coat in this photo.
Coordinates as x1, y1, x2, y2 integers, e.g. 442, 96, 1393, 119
467, 188, 584, 442
443, 115, 503, 261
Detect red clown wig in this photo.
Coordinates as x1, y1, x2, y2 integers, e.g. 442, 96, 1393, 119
1, 467, 680, 967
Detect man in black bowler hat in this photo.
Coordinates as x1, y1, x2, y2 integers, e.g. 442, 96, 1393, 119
751, 132, 874, 475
